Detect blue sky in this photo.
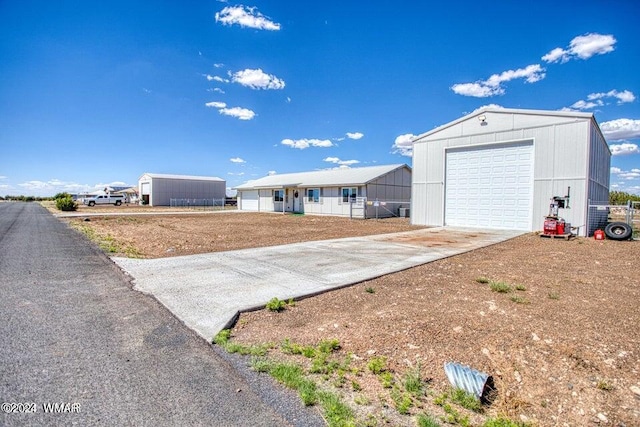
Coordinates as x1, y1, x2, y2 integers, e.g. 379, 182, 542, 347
1, 0, 639, 197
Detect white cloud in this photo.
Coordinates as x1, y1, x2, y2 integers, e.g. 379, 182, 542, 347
451, 64, 545, 98
609, 143, 640, 156
205, 101, 227, 108
600, 119, 640, 141
346, 132, 364, 140
228, 172, 245, 176
569, 99, 603, 110
392, 133, 417, 157
15, 179, 131, 197
230, 157, 246, 163
205, 74, 229, 83
219, 107, 256, 120
541, 47, 566, 63
207, 88, 225, 94
542, 33, 616, 63
206, 101, 255, 120
214, 63, 224, 68
268, 170, 277, 176
323, 157, 360, 166
281, 138, 334, 149
215, 5, 280, 30
471, 104, 505, 114
450, 82, 497, 98
588, 89, 635, 104
231, 68, 285, 90
620, 171, 640, 179
568, 89, 636, 111
611, 166, 640, 184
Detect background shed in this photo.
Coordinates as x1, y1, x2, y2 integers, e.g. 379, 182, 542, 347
411, 108, 610, 236
138, 173, 226, 206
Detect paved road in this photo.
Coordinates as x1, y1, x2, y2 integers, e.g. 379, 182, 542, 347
0, 203, 323, 426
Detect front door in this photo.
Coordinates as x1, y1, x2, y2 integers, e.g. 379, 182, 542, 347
285, 188, 301, 213
293, 189, 301, 212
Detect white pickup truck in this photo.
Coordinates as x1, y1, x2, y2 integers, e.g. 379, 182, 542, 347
83, 194, 126, 206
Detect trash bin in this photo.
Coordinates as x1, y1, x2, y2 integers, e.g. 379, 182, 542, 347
398, 207, 410, 218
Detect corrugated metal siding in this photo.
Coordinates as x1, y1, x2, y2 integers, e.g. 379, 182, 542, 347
412, 110, 608, 235
587, 122, 611, 203
149, 178, 226, 206
366, 167, 412, 201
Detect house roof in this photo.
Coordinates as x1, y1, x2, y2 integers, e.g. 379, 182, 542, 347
413, 107, 596, 143
139, 173, 224, 182
234, 164, 409, 190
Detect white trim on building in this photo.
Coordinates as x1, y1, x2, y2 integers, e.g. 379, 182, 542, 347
235, 164, 411, 218
411, 108, 610, 236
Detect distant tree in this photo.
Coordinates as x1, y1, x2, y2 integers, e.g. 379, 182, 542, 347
55, 195, 77, 211
53, 192, 71, 200
609, 191, 640, 205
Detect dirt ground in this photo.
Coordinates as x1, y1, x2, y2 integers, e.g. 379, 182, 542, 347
63, 208, 640, 426
64, 210, 423, 257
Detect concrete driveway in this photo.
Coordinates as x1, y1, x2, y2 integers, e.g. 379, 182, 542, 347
113, 227, 522, 342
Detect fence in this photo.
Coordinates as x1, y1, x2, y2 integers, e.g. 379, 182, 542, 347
169, 198, 226, 210
586, 200, 639, 238
350, 197, 411, 219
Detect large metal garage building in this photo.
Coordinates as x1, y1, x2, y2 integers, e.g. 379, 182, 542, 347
138, 173, 226, 206
411, 108, 610, 236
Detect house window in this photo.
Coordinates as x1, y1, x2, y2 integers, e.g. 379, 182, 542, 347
341, 187, 358, 203
274, 190, 284, 202
307, 188, 320, 203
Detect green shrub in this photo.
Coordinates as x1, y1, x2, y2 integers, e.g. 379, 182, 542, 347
489, 281, 512, 293
417, 413, 441, 427
367, 356, 388, 374
483, 417, 529, 427
403, 365, 425, 397
390, 388, 413, 414
55, 195, 77, 211
317, 339, 341, 354
266, 297, 287, 312
450, 388, 482, 412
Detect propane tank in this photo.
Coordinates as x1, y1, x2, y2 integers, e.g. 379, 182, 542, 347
594, 229, 605, 240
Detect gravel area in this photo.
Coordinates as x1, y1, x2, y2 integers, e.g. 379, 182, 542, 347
64, 211, 423, 258
230, 233, 640, 426
66, 209, 640, 426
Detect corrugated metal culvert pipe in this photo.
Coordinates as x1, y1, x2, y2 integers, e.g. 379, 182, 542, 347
444, 362, 495, 402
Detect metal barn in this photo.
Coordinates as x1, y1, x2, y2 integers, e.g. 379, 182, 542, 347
411, 108, 610, 236
138, 173, 226, 207
235, 164, 411, 218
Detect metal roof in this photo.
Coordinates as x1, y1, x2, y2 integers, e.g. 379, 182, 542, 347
234, 164, 409, 190
139, 173, 224, 182
413, 107, 596, 143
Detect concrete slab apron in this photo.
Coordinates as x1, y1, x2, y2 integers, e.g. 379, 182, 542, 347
113, 227, 522, 341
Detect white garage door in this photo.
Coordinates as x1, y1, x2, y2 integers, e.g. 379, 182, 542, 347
240, 190, 259, 211
445, 141, 533, 230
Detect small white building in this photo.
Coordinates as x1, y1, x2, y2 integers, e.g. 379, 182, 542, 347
235, 164, 411, 218
138, 173, 226, 206
411, 108, 610, 236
